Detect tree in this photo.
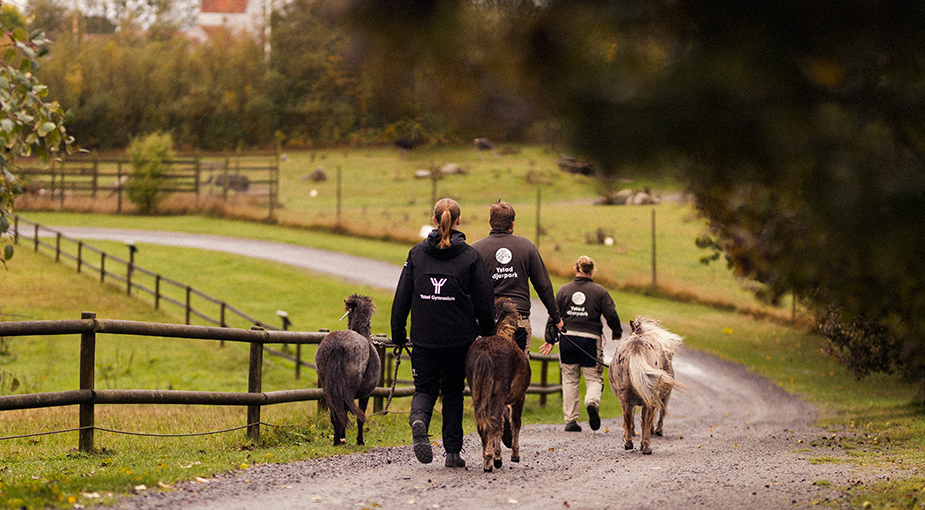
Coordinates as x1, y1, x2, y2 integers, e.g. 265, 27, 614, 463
0, 6, 74, 264
344, 1, 925, 388
126, 131, 174, 214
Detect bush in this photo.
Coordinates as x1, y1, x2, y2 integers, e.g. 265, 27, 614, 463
126, 132, 175, 214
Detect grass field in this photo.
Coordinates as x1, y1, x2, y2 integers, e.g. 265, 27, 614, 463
19, 145, 797, 321
5, 144, 925, 509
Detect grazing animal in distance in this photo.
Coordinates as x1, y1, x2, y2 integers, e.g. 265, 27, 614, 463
466, 297, 531, 472
609, 316, 687, 454
315, 294, 382, 446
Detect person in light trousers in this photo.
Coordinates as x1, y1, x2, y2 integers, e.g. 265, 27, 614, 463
541, 256, 622, 432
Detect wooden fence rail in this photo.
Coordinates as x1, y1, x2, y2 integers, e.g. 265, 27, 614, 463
14, 216, 276, 332
0, 313, 413, 452
0, 314, 561, 452
17, 152, 280, 217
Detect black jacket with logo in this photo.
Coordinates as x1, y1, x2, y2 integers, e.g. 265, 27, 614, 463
547, 276, 622, 366
391, 229, 496, 348
471, 229, 561, 323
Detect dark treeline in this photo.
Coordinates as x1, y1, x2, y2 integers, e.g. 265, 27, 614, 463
27, 0, 557, 151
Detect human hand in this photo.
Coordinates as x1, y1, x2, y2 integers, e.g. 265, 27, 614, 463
540, 342, 554, 355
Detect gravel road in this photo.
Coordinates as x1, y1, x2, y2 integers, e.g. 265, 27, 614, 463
48, 227, 880, 509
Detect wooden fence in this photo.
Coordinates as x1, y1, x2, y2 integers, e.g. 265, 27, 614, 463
17, 152, 280, 217
0, 312, 413, 451
14, 215, 281, 331
0, 313, 562, 452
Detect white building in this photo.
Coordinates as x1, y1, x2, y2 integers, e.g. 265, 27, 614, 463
188, 0, 267, 42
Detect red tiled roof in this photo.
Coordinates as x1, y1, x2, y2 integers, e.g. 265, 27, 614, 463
200, 0, 249, 14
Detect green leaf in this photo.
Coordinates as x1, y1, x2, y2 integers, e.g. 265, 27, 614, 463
10, 376, 19, 392
4, 244, 13, 261
1, 118, 13, 133
37, 122, 55, 137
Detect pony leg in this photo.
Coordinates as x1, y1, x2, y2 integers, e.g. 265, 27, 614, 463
479, 426, 494, 472
501, 405, 513, 449
509, 398, 525, 463
622, 404, 635, 450
640, 406, 656, 455
333, 420, 347, 447
492, 404, 504, 469
654, 392, 670, 437
357, 396, 370, 445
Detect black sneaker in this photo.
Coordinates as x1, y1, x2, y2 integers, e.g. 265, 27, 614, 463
564, 421, 582, 432
445, 452, 466, 468
411, 420, 433, 464
587, 405, 601, 431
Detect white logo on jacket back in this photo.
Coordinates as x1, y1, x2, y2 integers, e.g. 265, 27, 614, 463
495, 248, 513, 264
430, 277, 447, 294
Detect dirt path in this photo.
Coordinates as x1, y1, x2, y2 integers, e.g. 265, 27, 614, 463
49, 227, 879, 509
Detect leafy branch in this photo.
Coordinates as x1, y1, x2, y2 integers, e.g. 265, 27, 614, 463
0, 26, 74, 264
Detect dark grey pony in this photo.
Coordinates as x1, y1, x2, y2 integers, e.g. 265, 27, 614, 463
315, 294, 381, 446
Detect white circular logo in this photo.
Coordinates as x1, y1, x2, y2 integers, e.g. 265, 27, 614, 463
495, 248, 512, 264
571, 291, 587, 306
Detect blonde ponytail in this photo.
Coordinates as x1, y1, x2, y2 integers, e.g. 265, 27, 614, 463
433, 198, 461, 249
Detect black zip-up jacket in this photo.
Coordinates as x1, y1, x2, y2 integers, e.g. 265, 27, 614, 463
552, 276, 622, 340
391, 229, 496, 348
471, 229, 562, 323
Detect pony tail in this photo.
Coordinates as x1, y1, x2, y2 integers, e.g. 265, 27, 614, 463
433, 198, 460, 249
438, 209, 453, 249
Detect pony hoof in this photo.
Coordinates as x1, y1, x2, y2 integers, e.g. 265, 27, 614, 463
494, 458, 502, 469
654, 431, 663, 437
483, 466, 492, 473
642, 449, 653, 455
624, 443, 634, 450
334, 439, 347, 447
511, 455, 520, 463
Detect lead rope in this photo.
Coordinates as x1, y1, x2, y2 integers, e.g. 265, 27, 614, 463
380, 344, 406, 415
554, 327, 610, 368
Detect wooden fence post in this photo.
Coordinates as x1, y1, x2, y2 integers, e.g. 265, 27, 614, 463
540, 359, 549, 407
100, 253, 106, 283
13, 215, 18, 244
33, 224, 38, 252
77, 241, 83, 273
185, 286, 192, 325
651, 208, 657, 288
55, 232, 61, 262
59, 162, 65, 208
79, 311, 96, 452
373, 343, 386, 413
317, 328, 329, 415
91, 153, 99, 198
247, 326, 264, 441
155, 275, 161, 309
117, 160, 123, 214
194, 155, 201, 207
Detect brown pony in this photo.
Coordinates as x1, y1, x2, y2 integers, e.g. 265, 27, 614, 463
609, 316, 687, 454
465, 297, 531, 472
315, 294, 381, 446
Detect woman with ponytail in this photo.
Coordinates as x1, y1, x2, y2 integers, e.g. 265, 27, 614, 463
391, 198, 496, 468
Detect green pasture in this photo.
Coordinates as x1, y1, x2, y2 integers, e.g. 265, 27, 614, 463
20, 145, 794, 321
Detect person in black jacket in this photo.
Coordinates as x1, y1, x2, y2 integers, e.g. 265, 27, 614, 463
472, 200, 563, 353
391, 198, 496, 468
541, 256, 622, 432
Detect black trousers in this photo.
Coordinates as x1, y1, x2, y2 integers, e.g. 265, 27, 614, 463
409, 342, 472, 454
